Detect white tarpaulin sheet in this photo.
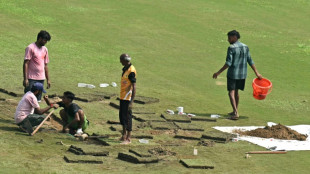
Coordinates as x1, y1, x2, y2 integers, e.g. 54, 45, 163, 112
213, 122, 310, 151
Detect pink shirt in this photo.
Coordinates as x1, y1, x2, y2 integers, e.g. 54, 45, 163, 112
24, 43, 49, 80
14, 91, 40, 124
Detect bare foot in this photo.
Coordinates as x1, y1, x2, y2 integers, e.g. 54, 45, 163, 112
120, 140, 131, 145
227, 115, 239, 120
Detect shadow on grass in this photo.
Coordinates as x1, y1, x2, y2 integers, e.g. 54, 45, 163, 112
0, 125, 21, 132
221, 115, 249, 120
0, 117, 15, 124
190, 113, 213, 117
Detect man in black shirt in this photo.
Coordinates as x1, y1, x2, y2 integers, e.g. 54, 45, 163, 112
57, 91, 89, 135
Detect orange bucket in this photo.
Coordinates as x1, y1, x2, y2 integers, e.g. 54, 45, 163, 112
252, 78, 272, 100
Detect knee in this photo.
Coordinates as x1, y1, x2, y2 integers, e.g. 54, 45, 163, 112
59, 109, 65, 117
78, 109, 84, 115
78, 110, 84, 119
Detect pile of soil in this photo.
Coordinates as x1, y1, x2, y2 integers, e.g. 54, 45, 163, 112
236, 124, 308, 141
148, 147, 176, 156
197, 140, 215, 147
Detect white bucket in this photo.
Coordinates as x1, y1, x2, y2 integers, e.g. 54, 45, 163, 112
139, 139, 149, 144
177, 107, 183, 115
100, 83, 109, 87
86, 84, 96, 88
111, 82, 117, 87
78, 83, 87, 87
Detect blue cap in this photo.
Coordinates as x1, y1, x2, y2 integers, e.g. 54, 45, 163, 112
32, 82, 46, 93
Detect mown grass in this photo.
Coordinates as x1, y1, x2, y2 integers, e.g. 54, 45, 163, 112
0, 0, 310, 173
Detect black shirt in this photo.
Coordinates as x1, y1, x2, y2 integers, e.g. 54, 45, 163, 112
122, 64, 136, 83
57, 102, 81, 118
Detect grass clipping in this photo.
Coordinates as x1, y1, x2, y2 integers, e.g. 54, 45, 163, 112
234, 124, 308, 141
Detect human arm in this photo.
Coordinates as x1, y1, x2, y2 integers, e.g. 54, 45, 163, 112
45, 63, 51, 89
128, 72, 136, 110
246, 47, 262, 79
213, 64, 229, 79
43, 95, 60, 108
250, 64, 262, 79
23, 60, 30, 87
129, 83, 136, 110
34, 104, 58, 115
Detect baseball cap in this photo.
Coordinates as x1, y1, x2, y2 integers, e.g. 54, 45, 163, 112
32, 82, 46, 93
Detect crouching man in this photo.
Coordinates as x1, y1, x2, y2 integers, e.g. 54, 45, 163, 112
56, 91, 89, 135
14, 82, 58, 135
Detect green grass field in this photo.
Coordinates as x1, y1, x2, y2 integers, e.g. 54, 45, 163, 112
1, 0, 310, 173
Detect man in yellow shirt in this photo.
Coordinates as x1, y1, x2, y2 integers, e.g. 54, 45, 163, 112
119, 53, 137, 144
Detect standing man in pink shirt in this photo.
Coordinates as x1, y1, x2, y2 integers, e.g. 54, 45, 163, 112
23, 30, 51, 102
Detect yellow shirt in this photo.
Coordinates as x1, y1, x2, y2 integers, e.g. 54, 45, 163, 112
120, 65, 136, 100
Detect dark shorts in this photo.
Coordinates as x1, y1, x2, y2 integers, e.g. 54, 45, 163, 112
17, 114, 46, 128
119, 100, 132, 131
24, 79, 44, 101
227, 78, 245, 91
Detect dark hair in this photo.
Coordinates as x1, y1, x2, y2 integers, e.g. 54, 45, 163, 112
227, 30, 240, 39
120, 53, 130, 61
37, 30, 51, 41
63, 91, 75, 101
30, 85, 38, 92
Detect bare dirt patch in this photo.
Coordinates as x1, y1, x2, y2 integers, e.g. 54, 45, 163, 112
149, 129, 177, 135
234, 124, 308, 141
148, 147, 176, 156
197, 140, 215, 147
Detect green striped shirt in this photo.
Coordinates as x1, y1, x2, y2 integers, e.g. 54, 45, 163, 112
225, 41, 254, 79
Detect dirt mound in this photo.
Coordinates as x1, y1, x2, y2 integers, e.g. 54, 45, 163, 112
197, 140, 215, 147
148, 147, 176, 156
236, 124, 308, 141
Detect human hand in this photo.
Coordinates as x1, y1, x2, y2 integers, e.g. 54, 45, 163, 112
23, 79, 29, 88
212, 72, 219, 79
47, 80, 51, 89
44, 95, 49, 100
256, 73, 263, 80
53, 104, 59, 109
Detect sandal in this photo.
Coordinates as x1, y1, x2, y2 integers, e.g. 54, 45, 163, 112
227, 116, 239, 120
228, 112, 235, 116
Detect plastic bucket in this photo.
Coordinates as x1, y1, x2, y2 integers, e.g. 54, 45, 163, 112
252, 78, 272, 100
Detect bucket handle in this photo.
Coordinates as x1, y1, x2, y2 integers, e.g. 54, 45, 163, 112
267, 85, 272, 95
